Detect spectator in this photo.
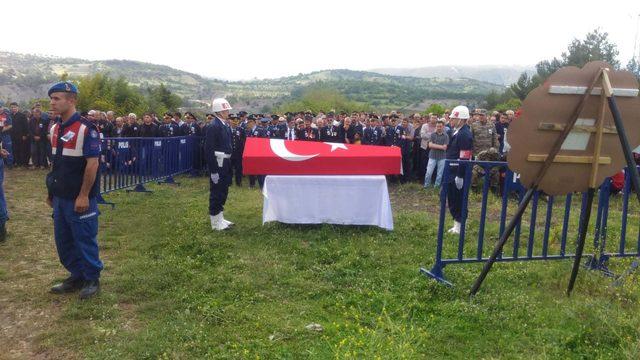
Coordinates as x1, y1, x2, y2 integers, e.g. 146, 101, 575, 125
29, 108, 49, 169
122, 113, 140, 137
424, 120, 449, 188
0, 102, 13, 167
140, 113, 160, 137
10, 102, 30, 167
112, 117, 125, 137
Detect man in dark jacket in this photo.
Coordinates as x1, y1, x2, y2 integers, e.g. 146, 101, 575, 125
29, 108, 49, 168
10, 103, 29, 166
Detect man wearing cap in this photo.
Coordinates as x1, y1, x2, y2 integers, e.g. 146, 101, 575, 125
363, 117, 384, 145
160, 112, 179, 137
470, 109, 498, 157
206, 98, 235, 230
276, 116, 288, 139
46, 81, 103, 299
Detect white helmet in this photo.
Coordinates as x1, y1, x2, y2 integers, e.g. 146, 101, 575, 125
211, 98, 232, 112
450, 105, 470, 120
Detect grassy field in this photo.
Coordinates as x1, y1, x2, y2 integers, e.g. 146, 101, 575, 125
1, 169, 639, 359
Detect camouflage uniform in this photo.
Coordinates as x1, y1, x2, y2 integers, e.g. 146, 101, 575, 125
471, 121, 499, 156
471, 147, 502, 191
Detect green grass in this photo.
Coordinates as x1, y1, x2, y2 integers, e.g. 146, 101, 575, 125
2, 172, 640, 359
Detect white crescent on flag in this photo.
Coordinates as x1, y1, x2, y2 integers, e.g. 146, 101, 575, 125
269, 139, 320, 162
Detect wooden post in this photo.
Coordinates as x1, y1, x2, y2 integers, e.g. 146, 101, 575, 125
567, 68, 610, 296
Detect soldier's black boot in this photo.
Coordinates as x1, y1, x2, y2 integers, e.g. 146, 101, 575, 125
79, 279, 100, 300
50, 276, 84, 294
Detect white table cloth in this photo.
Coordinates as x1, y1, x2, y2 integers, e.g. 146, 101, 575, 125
262, 175, 394, 230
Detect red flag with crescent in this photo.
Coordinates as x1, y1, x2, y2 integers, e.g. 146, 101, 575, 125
242, 138, 402, 175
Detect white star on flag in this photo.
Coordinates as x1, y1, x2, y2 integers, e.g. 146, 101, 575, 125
324, 142, 348, 152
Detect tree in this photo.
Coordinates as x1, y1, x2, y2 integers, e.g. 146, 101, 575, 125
509, 73, 540, 101
627, 58, 640, 86
561, 29, 620, 69
422, 103, 446, 116
276, 86, 370, 114
506, 29, 621, 100
493, 98, 522, 113
74, 73, 182, 115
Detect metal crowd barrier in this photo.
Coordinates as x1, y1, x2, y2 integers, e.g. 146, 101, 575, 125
420, 160, 640, 286
96, 136, 204, 207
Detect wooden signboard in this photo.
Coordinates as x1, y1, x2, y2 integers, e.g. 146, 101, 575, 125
507, 61, 640, 195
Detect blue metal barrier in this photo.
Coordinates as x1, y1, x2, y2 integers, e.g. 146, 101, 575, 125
420, 160, 640, 286
97, 136, 201, 206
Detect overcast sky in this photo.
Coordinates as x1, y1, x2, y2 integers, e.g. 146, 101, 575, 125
4, 0, 639, 80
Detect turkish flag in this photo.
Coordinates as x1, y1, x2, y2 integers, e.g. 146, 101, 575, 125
242, 138, 402, 175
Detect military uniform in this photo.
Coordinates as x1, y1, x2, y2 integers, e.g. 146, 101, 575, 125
471, 147, 501, 192
159, 122, 179, 137
205, 116, 233, 218
393, 124, 411, 182
319, 124, 343, 143
446, 124, 473, 223
249, 119, 269, 188
230, 125, 245, 186
48, 108, 103, 295
363, 125, 383, 145
470, 121, 498, 156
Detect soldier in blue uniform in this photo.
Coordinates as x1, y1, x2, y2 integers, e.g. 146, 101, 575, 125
445, 105, 473, 235
237, 111, 248, 130
383, 115, 395, 146
363, 117, 383, 145
159, 112, 179, 137
46, 81, 102, 299
266, 115, 279, 139
206, 98, 235, 231
230, 114, 245, 186
276, 116, 288, 139
249, 117, 270, 189
394, 118, 412, 183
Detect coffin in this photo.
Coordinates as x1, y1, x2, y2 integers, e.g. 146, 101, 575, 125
242, 137, 402, 175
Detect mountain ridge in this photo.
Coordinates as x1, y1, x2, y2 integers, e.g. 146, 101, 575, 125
0, 51, 508, 111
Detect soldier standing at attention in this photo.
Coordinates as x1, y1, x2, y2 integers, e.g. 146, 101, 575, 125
445, 105, 473, 235
47, 82, 103, 299
470, 109, 498, 157
230, 114, 245, 186
206, 98, 235, 231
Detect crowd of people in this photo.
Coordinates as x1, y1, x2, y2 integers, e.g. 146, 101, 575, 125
0, 102, 517, 190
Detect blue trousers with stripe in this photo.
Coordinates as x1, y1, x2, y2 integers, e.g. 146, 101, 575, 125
52, 197, 103, 280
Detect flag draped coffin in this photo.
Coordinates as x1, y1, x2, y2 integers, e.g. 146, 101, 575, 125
242, 138, 402, 175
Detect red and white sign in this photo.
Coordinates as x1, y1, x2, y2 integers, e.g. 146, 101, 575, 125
242, 138, 402, 175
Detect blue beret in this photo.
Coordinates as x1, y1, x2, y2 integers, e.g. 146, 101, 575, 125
48, 81, 78, 97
